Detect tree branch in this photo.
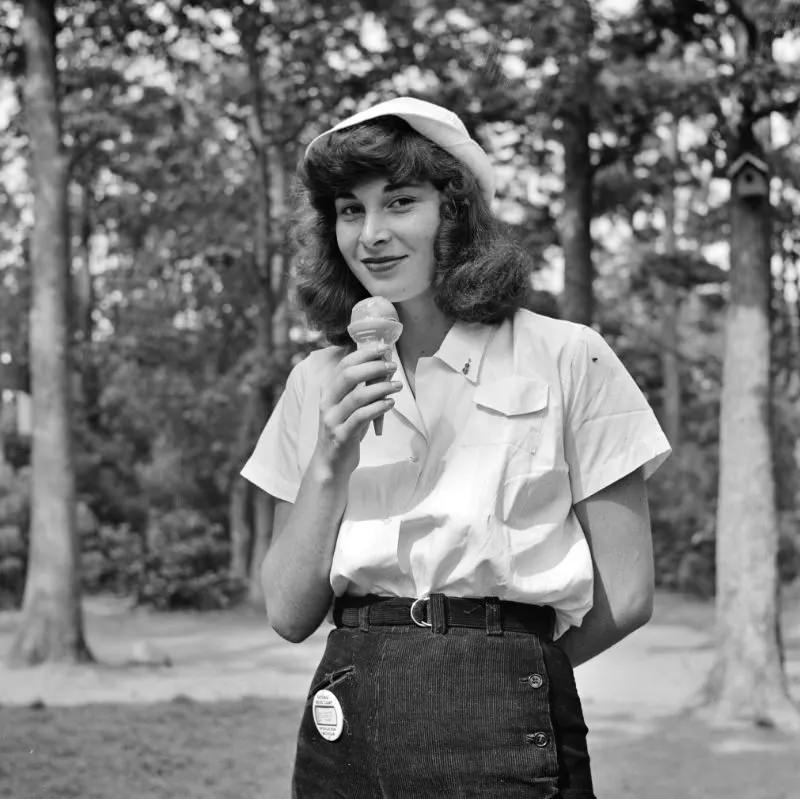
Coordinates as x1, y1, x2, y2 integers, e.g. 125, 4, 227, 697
752, 96, 800, 123
725, 0, 759, 54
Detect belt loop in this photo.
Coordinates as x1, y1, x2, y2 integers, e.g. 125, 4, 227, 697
429, 593, 447, 634
485, 596, 503, 636
358, 604, 370, 632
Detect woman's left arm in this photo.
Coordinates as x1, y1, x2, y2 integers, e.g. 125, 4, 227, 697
556, 468, 654, 668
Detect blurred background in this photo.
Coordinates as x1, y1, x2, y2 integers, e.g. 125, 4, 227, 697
1, 0, 799, 698
1, 1, 800, 796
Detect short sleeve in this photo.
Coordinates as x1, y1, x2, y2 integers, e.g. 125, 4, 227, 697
563, 327, 671, 503
240, 362, 306, 503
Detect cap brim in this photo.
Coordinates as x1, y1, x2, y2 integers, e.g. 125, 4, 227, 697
304, 101, 495, 203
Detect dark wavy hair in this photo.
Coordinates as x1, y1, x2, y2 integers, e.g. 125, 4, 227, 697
292, 115, 532, 346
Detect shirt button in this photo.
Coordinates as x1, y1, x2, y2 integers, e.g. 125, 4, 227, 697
526, 673, 543, 689
526, 732, 550, 748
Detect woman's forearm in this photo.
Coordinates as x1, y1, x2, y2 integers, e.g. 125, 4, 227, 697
261, 346, 402, 642
558, 469, 655, 667
261, 454, 350, 642
554, 582, 652, 667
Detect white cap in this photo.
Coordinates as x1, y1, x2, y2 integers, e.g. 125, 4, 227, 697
304, 96, 495, 203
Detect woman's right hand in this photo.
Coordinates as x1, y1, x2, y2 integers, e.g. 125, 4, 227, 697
313, 343, 402, 478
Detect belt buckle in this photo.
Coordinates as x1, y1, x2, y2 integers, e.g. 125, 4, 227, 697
410, 596, 431, 627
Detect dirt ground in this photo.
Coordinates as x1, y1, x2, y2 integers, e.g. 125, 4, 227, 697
1, 588, 799, 798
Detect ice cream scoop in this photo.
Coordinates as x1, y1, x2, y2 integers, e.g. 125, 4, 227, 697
347, 296, 403, 436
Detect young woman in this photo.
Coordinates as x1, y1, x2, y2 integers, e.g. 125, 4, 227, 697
242, 97, 671, 798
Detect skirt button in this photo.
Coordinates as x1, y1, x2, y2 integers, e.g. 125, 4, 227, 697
526, 673, 543, 689
525, 731, 550, 748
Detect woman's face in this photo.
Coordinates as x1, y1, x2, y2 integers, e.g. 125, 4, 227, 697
334, 176, 441, 303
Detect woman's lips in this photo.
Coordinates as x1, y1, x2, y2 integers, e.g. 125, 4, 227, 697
362, 256, 406, 273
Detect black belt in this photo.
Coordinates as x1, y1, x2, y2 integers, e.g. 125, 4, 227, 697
333, 594, 555, 639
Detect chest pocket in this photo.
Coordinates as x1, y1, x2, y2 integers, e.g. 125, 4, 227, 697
460, 376, 549, 454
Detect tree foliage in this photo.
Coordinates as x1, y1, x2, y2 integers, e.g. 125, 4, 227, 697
0, 1, 798, 629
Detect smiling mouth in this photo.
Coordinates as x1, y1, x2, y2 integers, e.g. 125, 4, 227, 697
362, 256, 406, 272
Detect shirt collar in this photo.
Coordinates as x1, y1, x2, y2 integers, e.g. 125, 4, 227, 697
434, 321, 494, 384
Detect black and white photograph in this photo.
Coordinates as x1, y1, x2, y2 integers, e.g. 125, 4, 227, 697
0, 1, 799, 797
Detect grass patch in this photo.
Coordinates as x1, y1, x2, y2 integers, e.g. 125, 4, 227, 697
0, 697, 300, 799
590, 713, 800, 799
2, 696, 799, 798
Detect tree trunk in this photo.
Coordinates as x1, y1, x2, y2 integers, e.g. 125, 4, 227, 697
248, 490, 274, 606
7, 0, 92, 666
706, 169, 800, 731
73, 182, 102, 432
557, 1, 594, 325
657, 283, 680, 449
228, 454, 253, 583
73, 184, 94, 345
243, 143, 292, 606
231, 15, 294, 601
269, 142, 291, 368
558, 107, 593, 325
658, 120, 681, 450
226, 15, 272, 588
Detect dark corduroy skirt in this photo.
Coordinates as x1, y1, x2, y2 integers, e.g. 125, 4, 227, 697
292, 619, 595, 798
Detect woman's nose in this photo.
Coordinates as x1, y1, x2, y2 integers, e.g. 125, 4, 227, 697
359, 212, 390, 247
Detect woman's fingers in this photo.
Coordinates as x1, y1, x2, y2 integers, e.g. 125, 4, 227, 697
323, 396, 396, 447
338, 378, 402, 419
321, 377, 401, 434
317, 345, 402, 453
325, 345, 397, 406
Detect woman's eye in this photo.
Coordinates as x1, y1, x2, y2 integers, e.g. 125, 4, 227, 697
337, 204, 362, 218
389, 196, 415, 209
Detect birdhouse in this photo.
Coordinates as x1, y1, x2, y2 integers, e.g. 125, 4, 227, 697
727, 153, 769, 199
0, 362, 31, 437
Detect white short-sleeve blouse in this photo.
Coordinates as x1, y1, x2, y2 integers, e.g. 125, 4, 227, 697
242, 309, 671, 637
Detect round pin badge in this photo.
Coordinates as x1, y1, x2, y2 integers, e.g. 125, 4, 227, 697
312, 689, 344, 741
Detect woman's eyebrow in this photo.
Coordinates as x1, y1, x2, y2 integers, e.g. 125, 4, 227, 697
384, 181, 423, 192
334, 191, 356, 200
